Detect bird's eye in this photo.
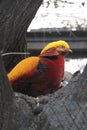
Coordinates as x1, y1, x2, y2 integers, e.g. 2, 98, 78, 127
57, 46, 64, 49
60, 46, 64, 48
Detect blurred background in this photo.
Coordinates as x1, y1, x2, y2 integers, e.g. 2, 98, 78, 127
28, 0, 87, 31
26, 0, 87, 74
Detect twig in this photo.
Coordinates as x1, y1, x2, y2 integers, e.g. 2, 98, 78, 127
1, 52, 30, 56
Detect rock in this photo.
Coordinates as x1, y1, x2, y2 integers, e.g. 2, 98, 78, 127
64, 71, 73, 82
61, 71, 73, 87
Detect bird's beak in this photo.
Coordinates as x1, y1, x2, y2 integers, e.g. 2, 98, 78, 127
57, 47, 72, 53
56, 47, 72, 55
67, 48, 72, 53
63, 48, 72, 55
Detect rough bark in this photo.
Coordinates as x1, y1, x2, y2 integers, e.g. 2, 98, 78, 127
0, 0, 42, 72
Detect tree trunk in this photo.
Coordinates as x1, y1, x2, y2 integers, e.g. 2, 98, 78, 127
0, 57, 15, 130
0, 0, 42, 72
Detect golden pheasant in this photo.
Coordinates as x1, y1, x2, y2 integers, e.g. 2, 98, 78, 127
8, 40, 72, 97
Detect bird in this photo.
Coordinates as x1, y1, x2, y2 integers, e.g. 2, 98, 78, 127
8, 40, 72, 97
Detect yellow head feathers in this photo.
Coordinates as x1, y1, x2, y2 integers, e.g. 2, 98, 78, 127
41, 40, 70, 54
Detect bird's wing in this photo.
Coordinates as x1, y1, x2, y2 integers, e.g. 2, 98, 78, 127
8, 56, 46, 84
